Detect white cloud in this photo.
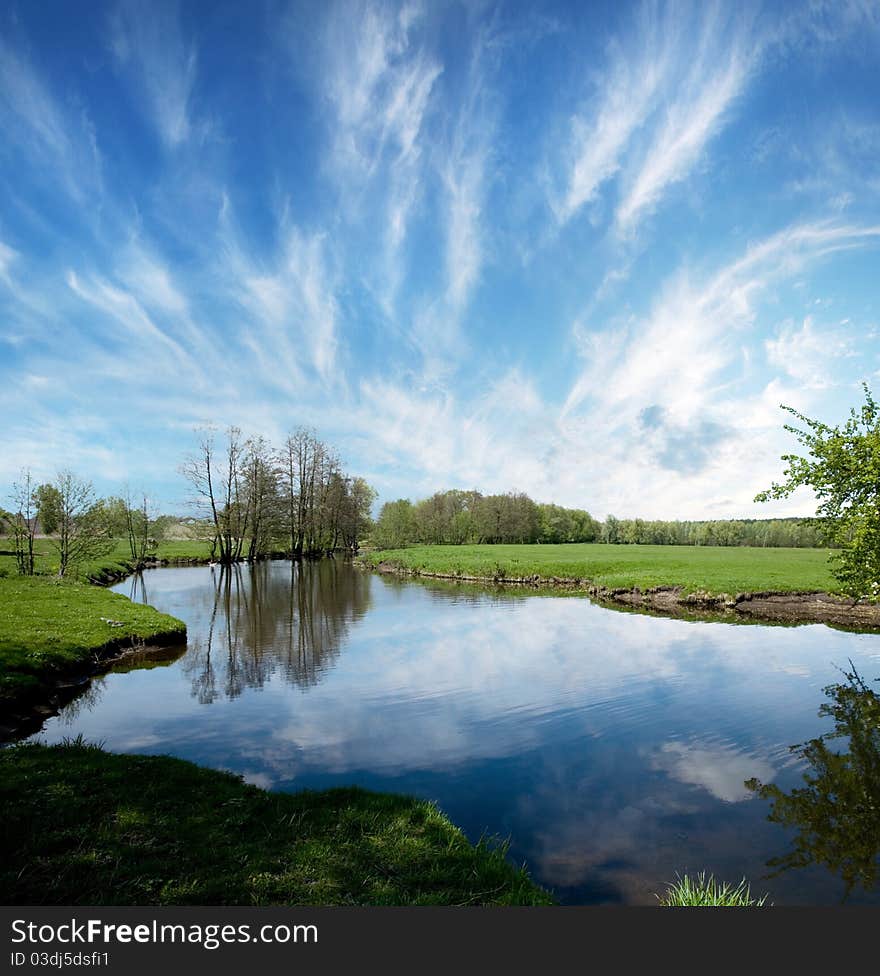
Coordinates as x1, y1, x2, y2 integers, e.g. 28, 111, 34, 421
327, 8, 440, 176
0, 37, 71, 158
615, 43, 751, 232
358, 367, 553, 494
556, 2, 762, 236
330, 210, 879, 519
320, 0, 440, 297
218, 200, 341, 390
318, 1, 497, 337
0, 240, 17, 286
565, 221, 880, 418
651, 740, 776, 803
3, 0, 879, 522
558, 4, 674, 222
765, 315, 855, 389
119, 249, 189, 318
66, 269, 193, 366
0, 38, 102, 200
546, 221, 880, 517
110, 0, 198, 148
442, 120, 489, 312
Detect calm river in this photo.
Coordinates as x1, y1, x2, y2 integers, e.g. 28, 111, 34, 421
27, 559, 880, 905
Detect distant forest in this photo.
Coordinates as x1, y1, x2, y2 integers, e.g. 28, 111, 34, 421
373, 490, 827, 549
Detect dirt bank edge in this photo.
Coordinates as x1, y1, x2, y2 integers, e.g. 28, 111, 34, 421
368, 560, 880, 630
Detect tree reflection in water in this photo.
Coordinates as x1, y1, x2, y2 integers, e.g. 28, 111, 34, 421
747, 664, 880, 898
57, 678, 107, 725
181, 559, 372, 703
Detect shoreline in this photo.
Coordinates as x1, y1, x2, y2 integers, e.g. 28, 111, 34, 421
0, 564, 189, 740
367, 559, 880, 630
85, 553, 214, 585
1, 741, 552, 906
85, 549, 333, 586
0, 550, 343, 739
0, 629, 187, 741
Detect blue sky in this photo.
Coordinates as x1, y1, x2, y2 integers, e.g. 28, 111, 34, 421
2, 0, 879, 519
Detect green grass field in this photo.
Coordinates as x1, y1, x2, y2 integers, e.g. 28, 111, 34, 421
0, 537, 213, 582
362, 543, 839, 596
0, 575, 185, 704
0, 741, 553, 906
0, 537, 205, 706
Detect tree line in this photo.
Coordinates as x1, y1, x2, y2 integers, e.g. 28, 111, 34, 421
2, 425, 376, 576
1, 470, 170, 577
5, 386, 875, 592
371, 489, 826, 549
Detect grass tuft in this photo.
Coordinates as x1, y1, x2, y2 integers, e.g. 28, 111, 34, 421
657, 871, 770, 907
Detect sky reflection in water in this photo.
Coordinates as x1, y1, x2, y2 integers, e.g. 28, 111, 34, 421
30, 560, 880, 905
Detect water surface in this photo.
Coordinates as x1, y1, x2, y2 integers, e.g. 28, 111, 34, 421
29, 560, 880, 905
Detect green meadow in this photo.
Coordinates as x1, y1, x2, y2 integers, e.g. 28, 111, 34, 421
0, 536, 208, 705
0, 575, 185, 704
0, 536, 213, 582
362, 543, 838, 596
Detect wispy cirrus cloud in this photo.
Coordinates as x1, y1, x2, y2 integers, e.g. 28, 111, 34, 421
0, 239, 17, 287
0, 37, 102, 201
217, 197, 341, 391
441, 61, 491, 313
65, 269, 194, 367
564, 220, 880, 422
765, 315, 856, 390
557, 2, 675, 222
552, 220, 880, 515
2, 0, 879, 522
317, 1, 441, 314
323, 0, 439, 174
0, 38, 71, 159
614, 17, 755, 233
109, 0, 198, 148
353, 367, 550, 497
407, 16, 505, 373
556, 1, 761, 236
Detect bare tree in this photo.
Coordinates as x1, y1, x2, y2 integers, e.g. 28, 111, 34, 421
9, 469, 38, 575
180, 427, 222, 557
279, 432, 299, 558
279, 427, 325, 558
122, 486, 163, 568
180, 426, 250, 563
243, 436, 280, 561
51, 470, 113, 577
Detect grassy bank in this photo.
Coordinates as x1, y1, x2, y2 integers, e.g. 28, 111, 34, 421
0, 741, 553, 906
362, 543, 838, 597
0, 537, 214, 583
0, 576, 185, 706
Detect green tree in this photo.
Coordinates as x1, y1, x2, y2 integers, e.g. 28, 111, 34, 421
102, 496, 131, 538
373, 499, 417, 549
537, 503, 573, 543
602, 514, 621, 544
756, 384, 880, 599
34, 482, 62, 535
339, 477, 377, 551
